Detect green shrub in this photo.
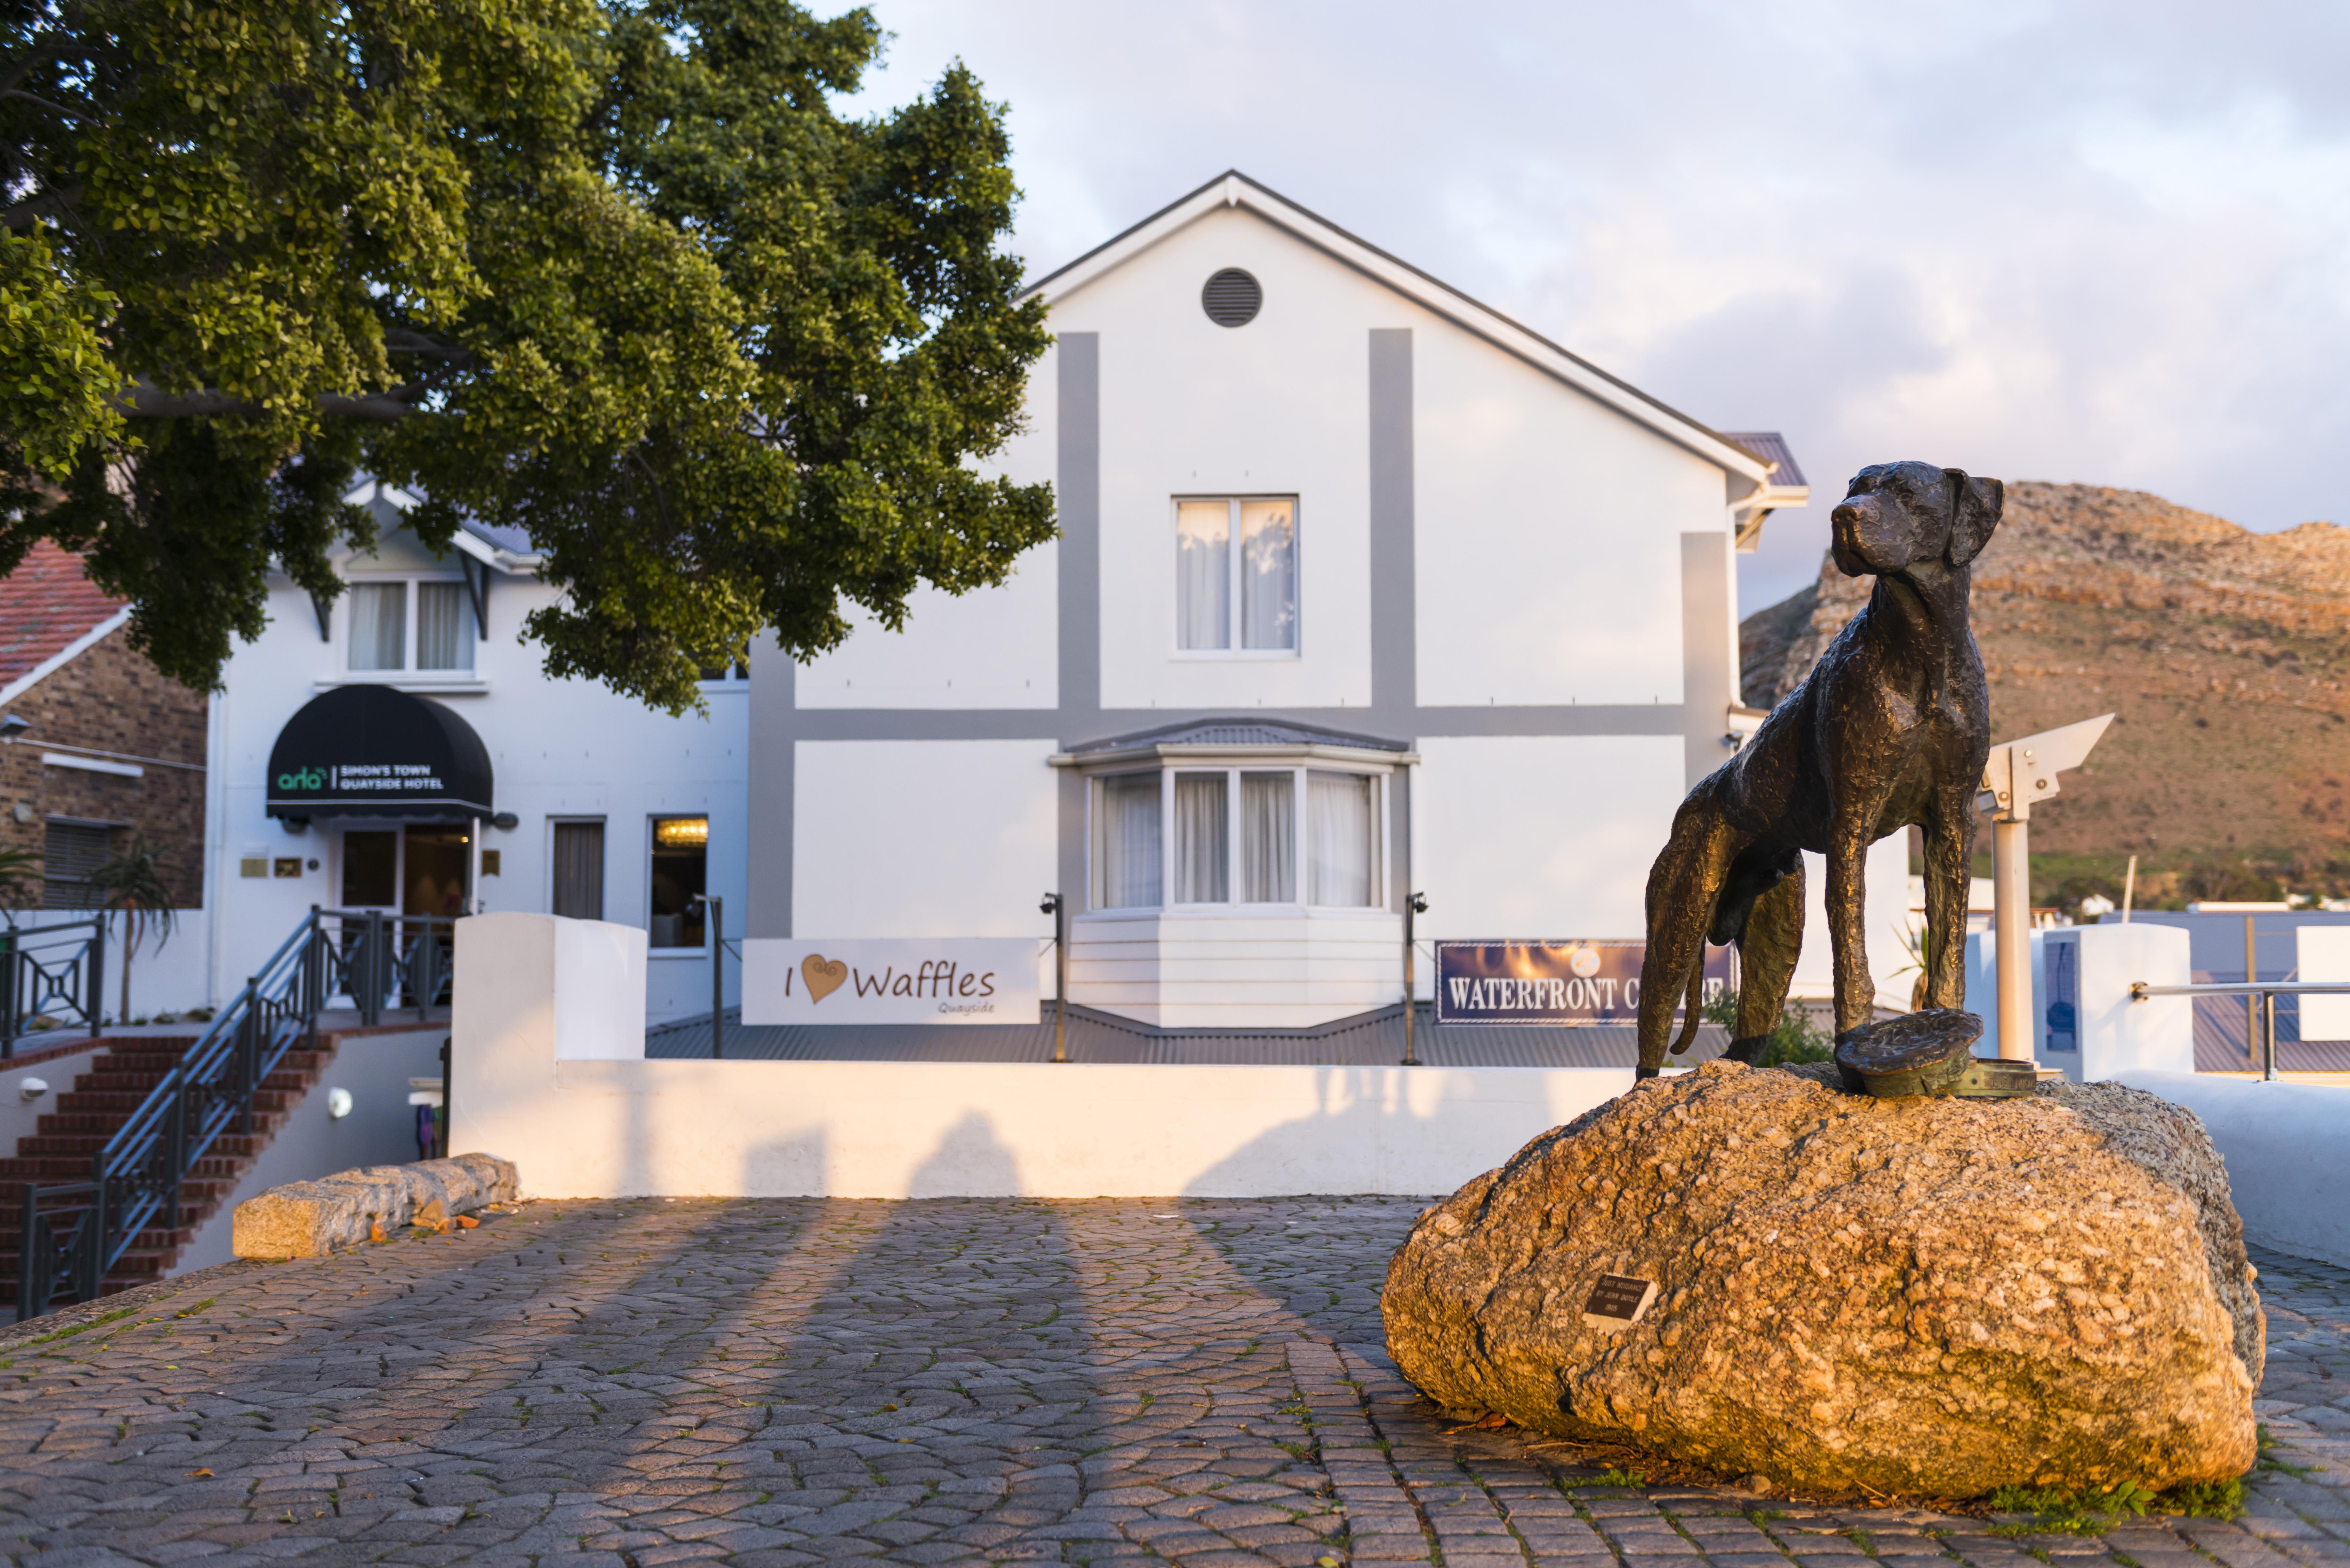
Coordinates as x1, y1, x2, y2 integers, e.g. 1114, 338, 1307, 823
1698, 986, 1835, 1066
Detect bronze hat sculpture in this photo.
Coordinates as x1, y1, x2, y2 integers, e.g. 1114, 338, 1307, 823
1635, 462, 2003, 1076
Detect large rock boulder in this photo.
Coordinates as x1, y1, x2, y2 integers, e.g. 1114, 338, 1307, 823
1383, 1061, 2259, 1498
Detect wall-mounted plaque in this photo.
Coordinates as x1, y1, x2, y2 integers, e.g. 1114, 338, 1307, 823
1581, 1273, 1658, 1331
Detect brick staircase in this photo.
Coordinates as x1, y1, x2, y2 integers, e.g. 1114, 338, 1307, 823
0, 1032, 335, 1305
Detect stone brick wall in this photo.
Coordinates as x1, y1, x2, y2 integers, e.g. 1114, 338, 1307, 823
0, 628, 209, 909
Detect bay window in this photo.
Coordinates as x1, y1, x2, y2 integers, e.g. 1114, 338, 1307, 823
1095, 774, 1162, 910
1308, 771, 1376, 907
1087, 758, 1388, 911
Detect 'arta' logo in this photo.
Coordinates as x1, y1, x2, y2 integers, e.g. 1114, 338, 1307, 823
276, 766, 327, 791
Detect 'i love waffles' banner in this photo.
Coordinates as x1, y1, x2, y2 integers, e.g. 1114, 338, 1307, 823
741, 939, 1044, 1025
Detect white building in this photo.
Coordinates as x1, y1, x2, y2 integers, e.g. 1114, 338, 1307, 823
745, 172, 1903, 1031
197, 170, 1914, 1037
204, 493, 746, 1023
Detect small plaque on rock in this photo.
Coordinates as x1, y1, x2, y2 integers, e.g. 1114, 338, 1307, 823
1581, 1273, 1658, 1331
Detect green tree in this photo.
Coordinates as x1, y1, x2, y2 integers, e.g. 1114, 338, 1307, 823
2, 1, 1052, 713
85, 833, 176, 1025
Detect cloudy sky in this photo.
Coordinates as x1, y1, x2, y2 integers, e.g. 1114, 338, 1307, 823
838, 0, 2350, 611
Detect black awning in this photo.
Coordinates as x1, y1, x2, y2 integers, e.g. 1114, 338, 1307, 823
267, 684, 494, 820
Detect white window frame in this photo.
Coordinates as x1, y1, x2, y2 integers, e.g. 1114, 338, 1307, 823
338, 573, 478, 682
1171, 494, 1301, 660
1085, 757, 1389, 915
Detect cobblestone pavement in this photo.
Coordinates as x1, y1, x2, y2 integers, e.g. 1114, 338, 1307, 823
0, 1199, 2339, 1568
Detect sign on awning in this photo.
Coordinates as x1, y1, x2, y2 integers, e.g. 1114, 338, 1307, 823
266, 684, 494, 820
1434, 940, 1735, 1026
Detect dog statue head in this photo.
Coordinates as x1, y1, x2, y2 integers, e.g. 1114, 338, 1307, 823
1830, 462, 2003, 581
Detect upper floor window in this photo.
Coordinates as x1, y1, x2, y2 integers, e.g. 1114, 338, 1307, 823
1176, 497, 1297, 652
347, 579, 474, 674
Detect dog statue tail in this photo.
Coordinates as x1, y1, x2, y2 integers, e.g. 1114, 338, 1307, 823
1667, 957, 1704, 1060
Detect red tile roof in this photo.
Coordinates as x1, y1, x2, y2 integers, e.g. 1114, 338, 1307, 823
0, 542, 127, 693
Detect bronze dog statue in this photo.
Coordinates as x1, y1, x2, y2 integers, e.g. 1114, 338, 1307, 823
1634, 462, 2003, 1076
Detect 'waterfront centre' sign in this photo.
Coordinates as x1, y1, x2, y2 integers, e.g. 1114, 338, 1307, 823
741, 939, 1043, 1025
1434, 941, 1734, 1026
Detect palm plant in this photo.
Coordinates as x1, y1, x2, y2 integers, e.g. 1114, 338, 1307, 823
86, 835, 177, 1026
0, 846, 41, 918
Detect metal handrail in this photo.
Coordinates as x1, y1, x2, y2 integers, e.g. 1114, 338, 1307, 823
0, 918, 106, 1058
2130, 981, 2350, 997
14, 906, 457, 1318
2129, 978, 2350, 1081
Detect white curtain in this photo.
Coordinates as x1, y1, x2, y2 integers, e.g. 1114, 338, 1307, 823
1173, 774, 1228, 903
1097, 774, 1162, 908
347, 582, 406, 671
1308, 771, 1375, 906
1175, 500, 1230, 649
1239, 500, 1296, 650
1240, 771, 1295, 903
416, 582, 474, 671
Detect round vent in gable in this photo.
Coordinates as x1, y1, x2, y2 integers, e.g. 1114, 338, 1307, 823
1201, 268, 1262, 328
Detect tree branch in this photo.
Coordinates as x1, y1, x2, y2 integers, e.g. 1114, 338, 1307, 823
0, 23, 73, 100
0, 88, 87, 121
382, 328, 477, 368
3, 183, 82, 231
122, 380, 424, 421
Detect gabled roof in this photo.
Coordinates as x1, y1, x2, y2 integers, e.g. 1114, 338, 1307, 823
1719, 430, 1813, 552
1722, 432, 1808, 491
0, 543, 131, 708
1024, 170, 1774, 485
341, 478, 545, 573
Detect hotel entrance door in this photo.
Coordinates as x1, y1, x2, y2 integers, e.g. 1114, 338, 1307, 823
338, 824, 473, 917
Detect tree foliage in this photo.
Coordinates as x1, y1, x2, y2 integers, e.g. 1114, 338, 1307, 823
1, 0, 1053, 712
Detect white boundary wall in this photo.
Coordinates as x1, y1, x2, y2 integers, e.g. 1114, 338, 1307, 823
2115, 1071, 2350, 1269
453, 912, 1626, 1198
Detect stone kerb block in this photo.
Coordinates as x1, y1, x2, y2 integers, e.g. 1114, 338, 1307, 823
232, 1152, 519, 1259
1383, 1060, 2259, 1498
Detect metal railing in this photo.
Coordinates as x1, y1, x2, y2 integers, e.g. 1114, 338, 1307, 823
2131, 979, 2350, 1082
314, 909, 456, 1025
14, 906, 454, 1318
0, 919, 105, 1058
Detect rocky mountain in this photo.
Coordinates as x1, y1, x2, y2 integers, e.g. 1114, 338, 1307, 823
1739, 482, 2350, 907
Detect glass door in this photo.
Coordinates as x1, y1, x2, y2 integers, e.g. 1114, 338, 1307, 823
402, 825, 470, 919
334, 828, 399, 1013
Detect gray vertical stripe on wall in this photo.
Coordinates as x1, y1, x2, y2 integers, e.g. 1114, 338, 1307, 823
1679, 532, 1733, 790
1368, 328, 1417, 909
744, 628, 794, 937
1056, 334, 1101, 912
